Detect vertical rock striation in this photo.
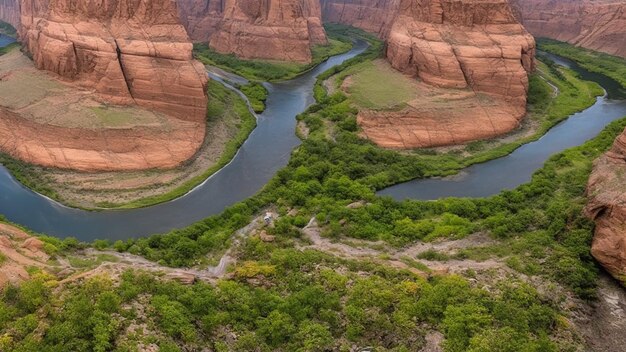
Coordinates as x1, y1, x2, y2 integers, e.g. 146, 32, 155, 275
176, 0, 224, 42
20, 0, 209, 122
320, 0, 401, 37
511, 0, 626, 59
0, 0, 20, 30
586, 129, 626, 283
209, 0, 327, 63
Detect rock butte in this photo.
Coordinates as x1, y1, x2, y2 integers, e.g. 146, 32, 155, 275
586, 129, 626, 283
0, 0, 210, 171
209, 0, 328, 63
358, 0, 536, 149
511, 0, 626, 59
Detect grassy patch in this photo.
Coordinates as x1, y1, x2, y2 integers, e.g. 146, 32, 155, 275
67, 254, 119, 269
194, 25, 354, 82
0, 42, 18, 56
237, 82, 268, 113
337, 60, 415, 110
538, 38, 626, 90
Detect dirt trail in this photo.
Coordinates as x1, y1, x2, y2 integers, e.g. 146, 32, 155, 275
300, 217, 503, 275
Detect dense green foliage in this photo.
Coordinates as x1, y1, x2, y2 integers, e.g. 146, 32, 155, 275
538, 38, 626, 91
99, 38, 620, 301
237, 82, 268, 113
0, 257, 566, 351
194, 25, 353, 82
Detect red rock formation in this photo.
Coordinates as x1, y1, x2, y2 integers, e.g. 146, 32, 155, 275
209, 0, 328, 63
20, 0, 208, 122
176, 0, 224, 42
320, 0, 400, 37
585, 129, 626, 283
0, 0, 20, 30
511, 0, 626, 59
357, 0, 536, 149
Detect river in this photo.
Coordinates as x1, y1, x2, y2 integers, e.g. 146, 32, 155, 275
1, 38, 625, 240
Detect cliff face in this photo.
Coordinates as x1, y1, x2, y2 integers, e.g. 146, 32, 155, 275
356, 0, 536, 149
209, 0, 327, 63
0, 0, 20, 30
20, 0, 208, 123
586, 130, 626, 283
320, 0, 400, 37
511, 0, 626, 59
176, 0, 223, 42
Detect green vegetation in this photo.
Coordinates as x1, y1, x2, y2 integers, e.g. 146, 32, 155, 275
237, 82, 268, 113
0, 258, 568, 351
193, 24, 353, 82
0, 42, 18, 56
96, 80, 257, 209
538, 38, 626, 90
335, 60, 416, 110
0, 21, 17, 37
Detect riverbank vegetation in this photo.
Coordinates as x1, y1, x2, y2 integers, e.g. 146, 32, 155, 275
0, 21, 16, 37
0, 79, 257, 210
2, 29, 625, 351
538, 38, 626, 91
193, 24, 354, 82
237, 82, 268, 113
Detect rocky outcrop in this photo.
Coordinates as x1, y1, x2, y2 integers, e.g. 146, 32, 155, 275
209, 0, 328, 63
0, 222, 49, 288
320, 0, 400, 37
357, 0, 535, 149
511, 0, 626, 59
176, 0, 224, 42
585, 129, 626, 283
19, 0, 208, 123
0, 0, 20, 30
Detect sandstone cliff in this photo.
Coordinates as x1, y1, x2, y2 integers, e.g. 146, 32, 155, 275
209, 0, 328, 63
585, 129, 626, 283
176, 0, 224, 42
20, 0, 208, 122
511, 0, 626, 59
355, 0, 536, 149
0, 0, 20, 30
320, 0, 400, 37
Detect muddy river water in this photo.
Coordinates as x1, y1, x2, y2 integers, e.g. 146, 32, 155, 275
0, 37, 625, 241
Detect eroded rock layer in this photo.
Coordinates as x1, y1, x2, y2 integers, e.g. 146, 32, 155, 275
359, 0, 536, 149
511, 0, 626, 59
21, 0, 209, 122
320, 0, 400, 37
0, 0, 211, 171
586, 129, 626, 283
176, 0, 224, 42
0, 0, 20, 30
209, 0, 328, 63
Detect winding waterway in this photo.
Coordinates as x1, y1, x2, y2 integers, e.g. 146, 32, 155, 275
0, 38, 368, 241
1, 37, 625, 241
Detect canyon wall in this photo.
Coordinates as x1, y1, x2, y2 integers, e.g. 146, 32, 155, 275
0, 0, 20, 30
209, 0, 327, 63
586, 129, 626, 283
176, 0, 223, 42
356, 0, 536, 149
511, 0, 626, 58
320, 0, 400, 37
20, 0, 208, 122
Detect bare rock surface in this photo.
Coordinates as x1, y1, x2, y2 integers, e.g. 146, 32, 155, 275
586, 129, 626, 283
176, 0, 224, 42
512, 0, 626, 58
357, 0, 535, 149
320, 0, 400, 37
209, 0, 328, 63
